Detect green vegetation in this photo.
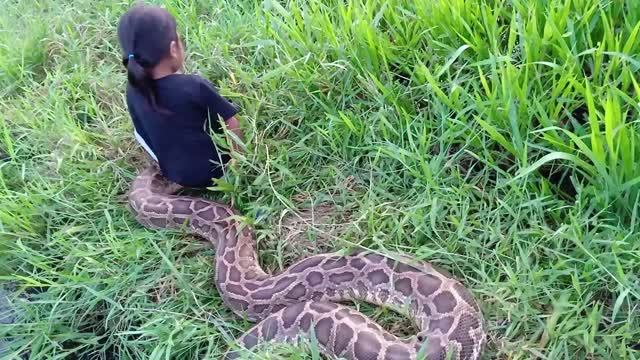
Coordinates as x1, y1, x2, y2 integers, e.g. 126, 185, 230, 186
1, 0, 639, 358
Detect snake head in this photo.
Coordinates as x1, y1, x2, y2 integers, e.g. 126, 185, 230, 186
411, 334, 439, 360
414, 311, 484, 360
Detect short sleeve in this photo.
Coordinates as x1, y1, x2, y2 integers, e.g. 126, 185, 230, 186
198, 78, 238, 123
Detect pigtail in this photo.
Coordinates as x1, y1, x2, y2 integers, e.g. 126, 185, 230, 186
124, 55, 160, 111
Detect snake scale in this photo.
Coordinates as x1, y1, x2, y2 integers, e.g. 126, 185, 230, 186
127, 165, 486, 359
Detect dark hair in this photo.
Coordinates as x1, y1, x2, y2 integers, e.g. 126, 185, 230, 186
117, 4, 177, 111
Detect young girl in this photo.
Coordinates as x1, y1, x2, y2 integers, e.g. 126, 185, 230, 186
117, 4, 242, 188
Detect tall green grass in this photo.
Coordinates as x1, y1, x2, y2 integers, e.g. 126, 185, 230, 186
1, 0, 639, 359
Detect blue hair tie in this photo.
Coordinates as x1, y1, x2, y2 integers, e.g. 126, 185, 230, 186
128, 54, 135, 60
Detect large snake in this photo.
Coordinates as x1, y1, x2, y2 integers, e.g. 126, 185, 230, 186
127, 165, 486, 359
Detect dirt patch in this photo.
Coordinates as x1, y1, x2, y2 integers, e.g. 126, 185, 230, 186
274, 202, 352, 258
270, 176, 358, 265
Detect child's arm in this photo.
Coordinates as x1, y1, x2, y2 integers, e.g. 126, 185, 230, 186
224, 116, 244, 153
196, 77, 242, 153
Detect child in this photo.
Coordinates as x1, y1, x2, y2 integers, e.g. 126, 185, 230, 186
117, 3, 242, 188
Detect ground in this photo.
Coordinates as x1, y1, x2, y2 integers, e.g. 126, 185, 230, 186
1, 0, 639, 359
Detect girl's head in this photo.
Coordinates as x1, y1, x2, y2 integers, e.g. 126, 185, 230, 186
117, 4, 184, 109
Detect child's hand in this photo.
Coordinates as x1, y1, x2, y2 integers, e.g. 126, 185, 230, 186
224, 116, 244, 153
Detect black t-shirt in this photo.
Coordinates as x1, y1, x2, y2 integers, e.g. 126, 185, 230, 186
126, 74, 238, 188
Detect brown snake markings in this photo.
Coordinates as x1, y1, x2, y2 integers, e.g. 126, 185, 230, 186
128, 166, 486, 359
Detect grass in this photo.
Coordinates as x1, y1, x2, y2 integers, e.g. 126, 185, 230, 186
1, 0, 639, 358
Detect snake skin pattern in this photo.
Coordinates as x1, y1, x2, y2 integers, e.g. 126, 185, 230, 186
127, 165, 485, 359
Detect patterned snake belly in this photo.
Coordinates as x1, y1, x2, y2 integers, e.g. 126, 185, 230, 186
127, 166, 485, 360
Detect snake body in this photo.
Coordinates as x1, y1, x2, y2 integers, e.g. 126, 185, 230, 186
128, 166, 485, 359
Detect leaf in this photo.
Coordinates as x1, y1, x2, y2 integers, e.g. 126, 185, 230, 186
418, 61, 455, 109
510, 151, 593, 183
584, 81, 606, 163
436, 44, 471, 78
603, 92, 620, 164
308, 321, 321, 360
476, 117, 516, 155
611, 287, 631, 323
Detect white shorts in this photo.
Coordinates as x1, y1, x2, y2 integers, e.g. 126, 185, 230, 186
134, 130, 158, 161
